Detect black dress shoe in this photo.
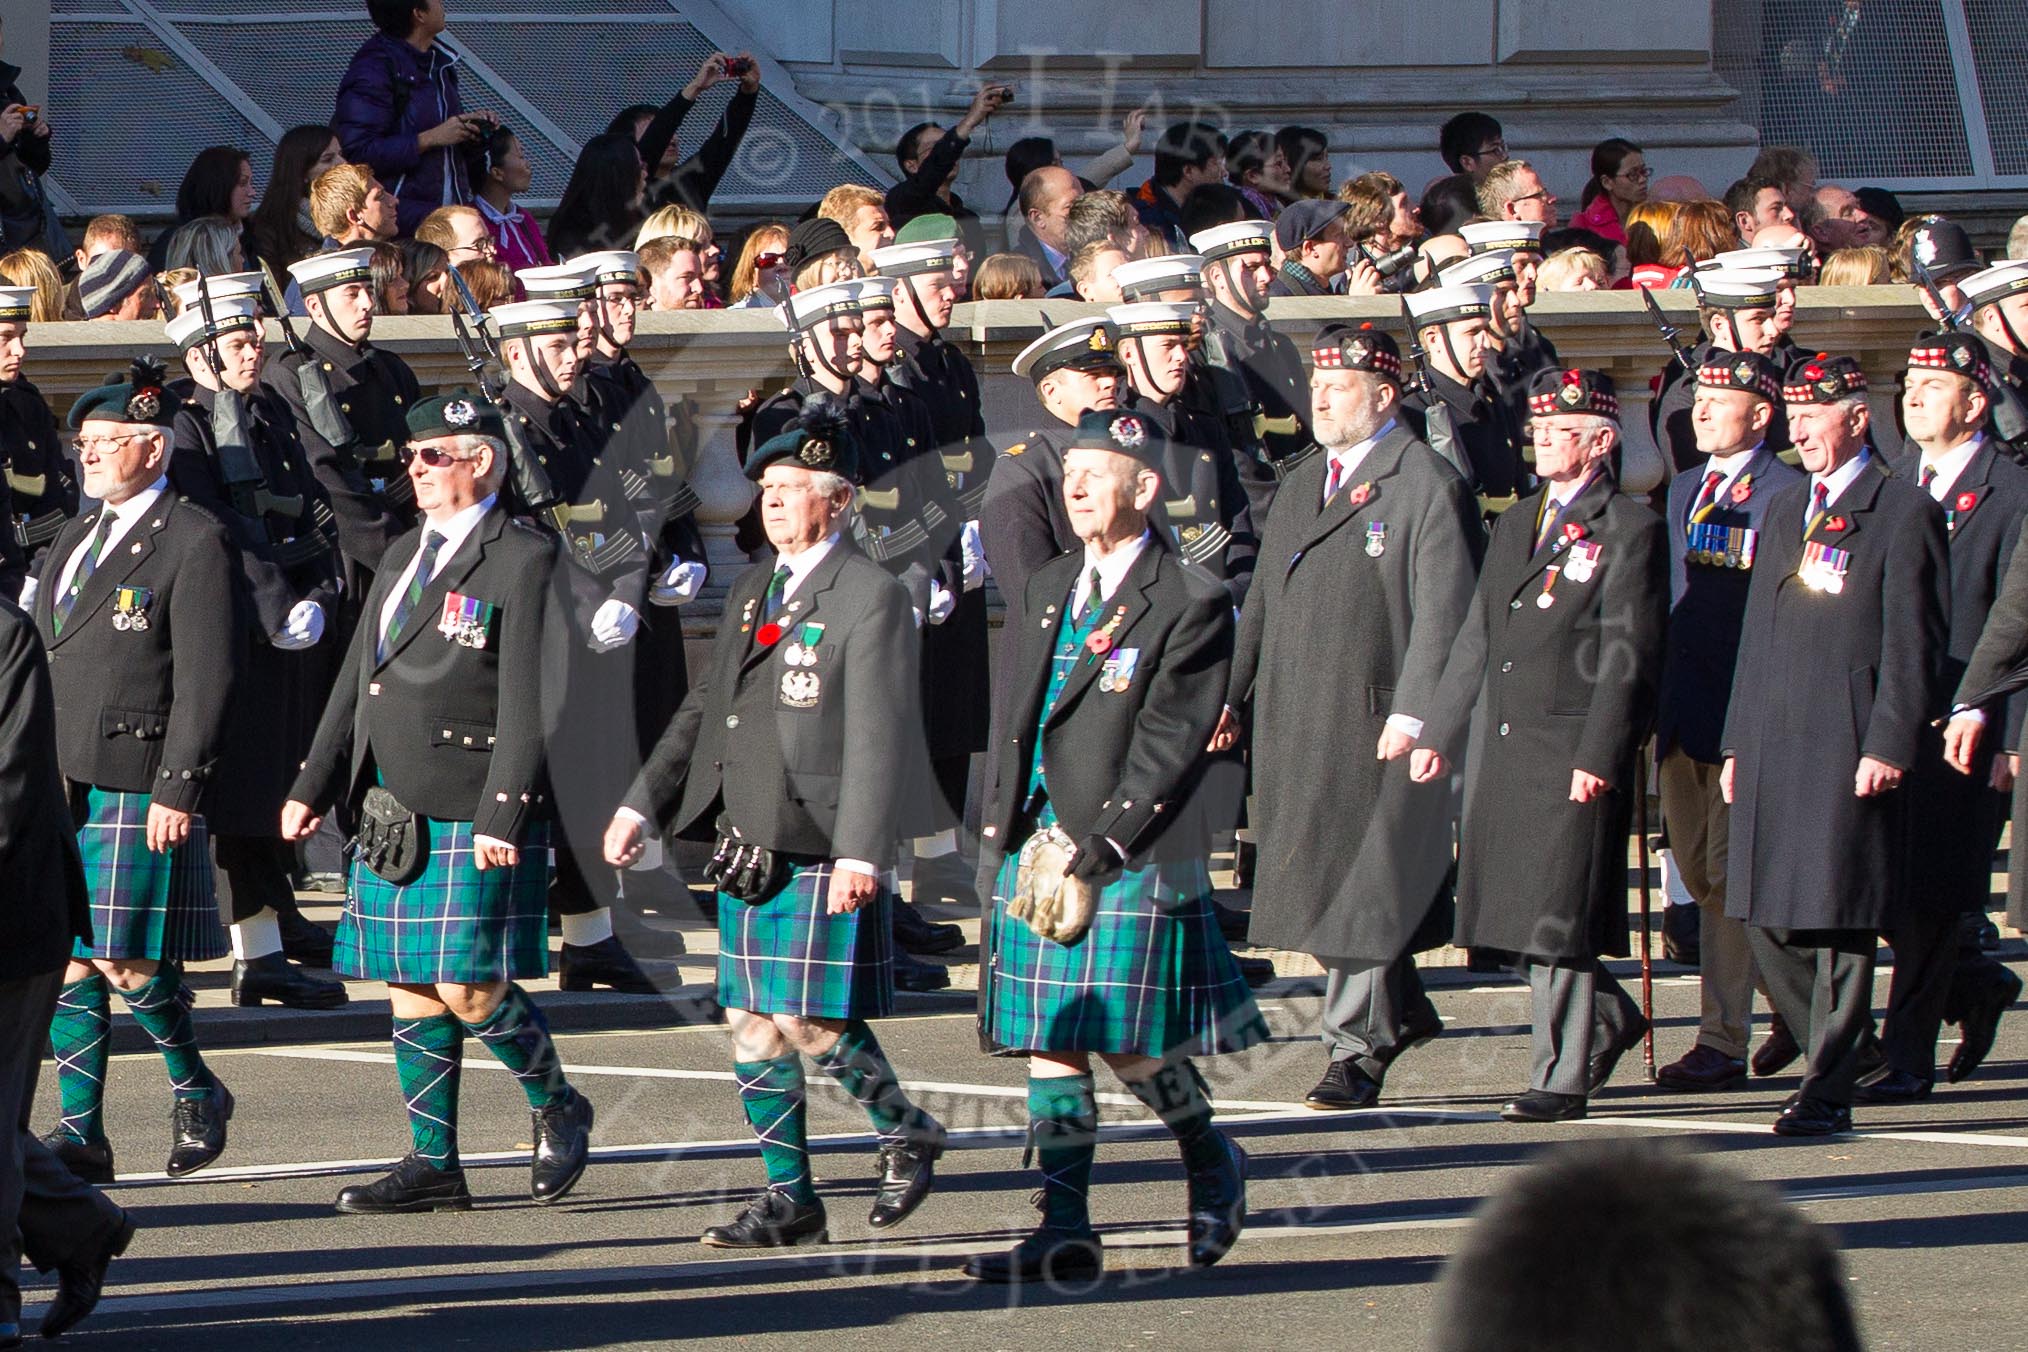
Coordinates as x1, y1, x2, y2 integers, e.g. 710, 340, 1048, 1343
1236, 955, 1277, 989
963, 1228, 1104, 1284
1185, 1133, 1247, 1268
700, 1189, 829, 1248
39, 1133, 114, 1185
37, 1210, 133, 1339
231, 952, 348, 1009
277, 907, 337, 968
1656, 1044, 1747, 1091
893, 949, 952, 993
1751, 1015, 1801, 1077
301, 870, 347, 895
1854, 1068, 1933, 1104
530, 1089, 594, 1204
1948, 966, 2021, 1083
1662, 904, 1701, 968
557, 936, 682, 994
868, 1119, 946, 1229
893, 901, 965, 955
1500, 1089, 1587, 1122
1588, 1013, 1651, 1095
1211, 900, 1251, 943
1773, 1096, 1851, 1136
334, 1152, 474, 1214
1304, 1058, 1381, 1110
166, 1080, 233, 1177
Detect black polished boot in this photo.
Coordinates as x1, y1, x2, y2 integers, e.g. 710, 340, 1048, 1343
165, 1078, 233, 1177
335, 1152, 475, 1214
231, 952, 348, 1009
557, 935, 684, 993
893, 948, 953, 993
868, 1118, 946, 1229
701, 1189, 829, 1248
893, 900, 965, 955
530, 1088, 594, 1203
963, 1228, 1104, 1284
277, 905, 337, 968
39, 1133, 114, 1185
1185, 1132, 1247, 1267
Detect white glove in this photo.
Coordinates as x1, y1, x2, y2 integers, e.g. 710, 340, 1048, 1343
959, 520, 989, 592
273, 599, 325, 650
926, 578, 956, 626
648, 559, 707, 607
16, 575, 37, 609
589, 598, 640, 651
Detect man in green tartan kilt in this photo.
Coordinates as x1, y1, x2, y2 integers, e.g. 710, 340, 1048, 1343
606, 407, 946, 1249
284, 393, 593, 1213
37, 365, 244, 1184
969, 407, 1262, 1285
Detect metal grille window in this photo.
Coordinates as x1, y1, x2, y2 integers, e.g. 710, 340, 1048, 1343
46, 1, 884, 218
1714, 0, 2022, 189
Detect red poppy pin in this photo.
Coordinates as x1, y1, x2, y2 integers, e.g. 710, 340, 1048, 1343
1957, 490, 1979, 513
755, 622, 784, 647
1348, 482, 1373, 508
1824, 516, 1847, 533
1085, 631, 1113, 657
1730, 480, 1753, 504
1563, 522, 1587, 542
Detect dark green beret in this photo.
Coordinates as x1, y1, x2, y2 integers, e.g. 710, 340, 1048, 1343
747, 401, 860, 483
1067, 407, 1165, 470
408, 390, 507, 442
68, 357, 176, 430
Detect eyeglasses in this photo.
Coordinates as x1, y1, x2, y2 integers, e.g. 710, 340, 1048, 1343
400, 444, 480, 468
449, 238, 497, 259
70, 432, 152, 456
1617, 165, 1653, 181
1510, 189, 1554, 204
1473, 140, 1507, 158
753, 251, 785, 270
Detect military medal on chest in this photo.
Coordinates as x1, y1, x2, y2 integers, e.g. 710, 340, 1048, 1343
438, 591, 497, 648
779, 621, 824, 668
1536, 565, 1560, 608
1098, 647, 1140, 693
1798, 540, 1851, 594
111, 585, 153, 632
1563, 539, 1602, 584
1364, 522, 1387, 557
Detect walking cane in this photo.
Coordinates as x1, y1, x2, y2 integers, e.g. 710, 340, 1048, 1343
1635, 746, 1656, 1081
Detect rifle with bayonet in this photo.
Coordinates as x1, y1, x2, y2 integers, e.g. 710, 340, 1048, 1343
194, 277, 280, 544
1642, 287, 1696, 374
444, 264, 562, 517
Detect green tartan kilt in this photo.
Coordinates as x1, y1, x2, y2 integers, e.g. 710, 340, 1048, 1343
718, 860, 894, 1019
72, 787, 227, 963
337, 820, 552, 984
984, 848, 1266, 1058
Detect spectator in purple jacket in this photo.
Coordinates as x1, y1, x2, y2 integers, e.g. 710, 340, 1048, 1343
332, 0, 496, 236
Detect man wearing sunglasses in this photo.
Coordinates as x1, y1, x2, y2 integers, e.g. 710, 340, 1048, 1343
284, 392, 594, 1215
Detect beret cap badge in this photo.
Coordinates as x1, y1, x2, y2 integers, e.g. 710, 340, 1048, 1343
1559, 381, 1584, 407
797, 437, 833, 467
125, 387, 162, 422
1110, 415, 1147, 449
443, 398, 477, 428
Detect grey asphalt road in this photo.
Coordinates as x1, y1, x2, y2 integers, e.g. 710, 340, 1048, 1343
22, 965, 2028, 1352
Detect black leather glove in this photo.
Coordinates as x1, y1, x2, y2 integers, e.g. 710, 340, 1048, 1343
1068, 834, 1121, 883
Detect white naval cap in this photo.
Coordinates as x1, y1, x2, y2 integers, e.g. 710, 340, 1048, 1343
1187, 220, 1274, 262
165, 292, 261, 351
1698, 247, 1810, 280
171, 270, 264, 311
1011, 316, 1124, 380
1403, 283, 1495, 326
490, 297, 583, 338
0, 285, 35, 322
286, 248, 376, 296
777, 280, 863, 332
1438, 250, 1518, 289
844, 276, 898, 311
1110, 253, 1205, 301
570, 251, 640, 286
870, 239, 959, 277
1106, 300, 1199, 337
1459, 221, 1544, 255
1961, 261, 2028, 311
516, 262, 597, 301
1691, 267, 1784, 310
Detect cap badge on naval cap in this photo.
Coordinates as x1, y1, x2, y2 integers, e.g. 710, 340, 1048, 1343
1088, 328, 1112, 352
1110, 414, 1147, 450
443, 398, 477, 429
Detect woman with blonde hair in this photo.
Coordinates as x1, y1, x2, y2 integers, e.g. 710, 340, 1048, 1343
970, 251, 1044, 300
729, 221, 791, 308
0, 249, 67, 321
1535, 247, 1609, 293
1818, 245, 1891, 287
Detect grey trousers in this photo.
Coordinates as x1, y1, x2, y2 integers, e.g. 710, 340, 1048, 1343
2, 968, 126, 1331
1320, 953, 1439, 1078
1658, 749, 1757, 1059
1748, 927, 1878, 1106
1528, 960, 1642, 1096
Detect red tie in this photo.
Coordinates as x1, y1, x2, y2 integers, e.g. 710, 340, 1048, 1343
1323, 456, 1344, 504
1807, 482, 1830, 534
1689, 470, 1723, 522
1919, 465, 1938, 494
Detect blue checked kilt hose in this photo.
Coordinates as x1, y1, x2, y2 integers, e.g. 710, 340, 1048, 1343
337, 819, 552, 984
984, 850, 1267, 1058
73, 787, 228, 962
717, 859, 895, 1020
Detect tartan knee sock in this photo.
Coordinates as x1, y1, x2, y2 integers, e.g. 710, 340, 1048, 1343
120, 964, 213, 1099
392, 1014, 464, 1168
462, 984, 569, 1109
811, 1019, 924, 1143
1122, 1059, 1224, 1173
1029, 1073, 1098, 1234
736, 1056, 817, 1204
49, 975, 112, 1144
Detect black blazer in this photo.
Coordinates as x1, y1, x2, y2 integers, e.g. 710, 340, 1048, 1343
624, 540, 923, 868
1128, 391, 1261, 609
986, 543, 1234, 865
0, 601, 90, 979
1656, 444, 1805, 763
291, 505, 557, 844
36, 493, 244, 815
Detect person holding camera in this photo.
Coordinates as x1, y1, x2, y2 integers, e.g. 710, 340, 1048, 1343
602, 411, 947, 1251
885, 83, 1013, 258
334, 0, 497, 236
0, 57, 55, 257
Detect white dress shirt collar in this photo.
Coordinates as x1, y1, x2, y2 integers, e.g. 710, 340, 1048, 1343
1917, 434, 1984, 500
774, 533, 840, 602
1077, 530, 1152, 615
1325, 418, 1397, 486
1811, 449, 1871, 510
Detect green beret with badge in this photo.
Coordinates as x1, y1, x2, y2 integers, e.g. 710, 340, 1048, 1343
68, 356, 178, 429
1067, 407, 1166, 470
745, 395, 860, 482
407, 389, 508, 441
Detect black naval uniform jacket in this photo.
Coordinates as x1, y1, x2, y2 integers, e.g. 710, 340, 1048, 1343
1488, 318, 1560, 440
979, 418, 1080, 609
986, 541, 1233, 867
1, 375, 77, 574
1421, 472, 1668, 962
0, 599, 90, 978
1723, 458, 1948, 933
623, 540, 921, 870
1887, 438, 2028, 917
1178, 353, 1280, 528
291, 506, 556, 845
1201, 298, 1310, 478
1656, 444, 1804, 765
1953, 513, 2028, 928
36, 492, 244, 816
1127, 390, 1260, 609
1652, 341, 1791, 481
269, 322, 419, 584
1402, 367, 1529, 508
501, 380, 649, 616
1230, 423, 1483, 962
